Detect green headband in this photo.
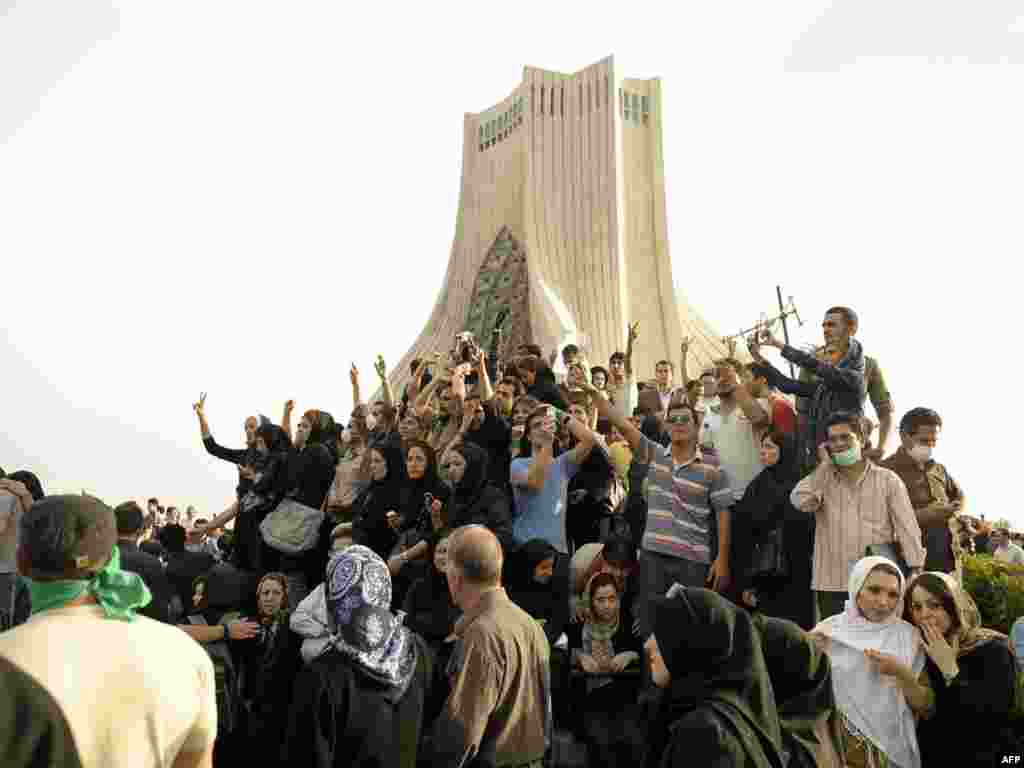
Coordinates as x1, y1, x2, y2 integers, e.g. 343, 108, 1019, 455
27, 545, 152, 621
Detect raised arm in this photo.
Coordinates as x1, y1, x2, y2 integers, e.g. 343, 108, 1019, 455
193, 392, 211, 438
728, 369, 770, 429
625, 322, 638, 378
761, 329, 863, 394
565, 409, 597, 466
586, 383, 643, 452
281, 400, 295, 442
194, 394, 249, 464
414, 373, 445, 413
475, 350, 494, 402
405, 358, 429, 402
679, 335, 691, 387
375, 355, 395, 408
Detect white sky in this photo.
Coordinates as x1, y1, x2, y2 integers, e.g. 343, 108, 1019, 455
2, 1, 1022, 525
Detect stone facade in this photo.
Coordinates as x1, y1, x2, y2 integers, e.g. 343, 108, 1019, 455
387, 55, 728, 395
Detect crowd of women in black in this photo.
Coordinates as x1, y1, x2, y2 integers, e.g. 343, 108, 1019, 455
177, 343, 1021, 768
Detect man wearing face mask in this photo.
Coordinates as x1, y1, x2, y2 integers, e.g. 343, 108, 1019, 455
881, 408, 964, 574
791, 411, 925, 621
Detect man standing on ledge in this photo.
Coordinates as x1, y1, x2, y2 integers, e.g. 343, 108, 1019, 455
431, 525, 550, 768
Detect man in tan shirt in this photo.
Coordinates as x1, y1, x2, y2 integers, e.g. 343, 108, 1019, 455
791, 411, 925, 621
431, 525, 551, 768
880, 407, 964, 574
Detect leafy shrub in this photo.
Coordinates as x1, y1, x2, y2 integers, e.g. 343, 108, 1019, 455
962, 554, 1024, 633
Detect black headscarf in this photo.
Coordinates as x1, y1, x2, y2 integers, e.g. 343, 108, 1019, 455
732, 430, 802, 595
303, 410, 340, 461
398, 441, 450, 534
450, 441, 489, 509
647, 588, 785, 768
750, 614, 843, 768
256, 423, 292, 457
351, 447, 407, 560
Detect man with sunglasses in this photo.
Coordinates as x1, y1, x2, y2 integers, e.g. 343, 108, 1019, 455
586, 385, 734, 639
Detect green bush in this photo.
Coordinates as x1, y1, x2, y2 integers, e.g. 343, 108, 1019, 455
961, 554, 1024, 633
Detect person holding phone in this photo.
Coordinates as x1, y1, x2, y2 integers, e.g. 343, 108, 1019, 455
510, 404, 597, 555
791, 411, 925, 622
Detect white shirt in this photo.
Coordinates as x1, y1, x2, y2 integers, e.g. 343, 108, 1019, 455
605, 373, 636, 419
0, 605, 217, 768
701, 397, 771, 501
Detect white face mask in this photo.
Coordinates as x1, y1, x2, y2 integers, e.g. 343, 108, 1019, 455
365, 414, 378, 432
340, 428, 352, 444
909, 443, 933, 463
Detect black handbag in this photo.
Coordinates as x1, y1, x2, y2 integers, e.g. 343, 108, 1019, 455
750, 526, 789, 591
865, 542, 910, 577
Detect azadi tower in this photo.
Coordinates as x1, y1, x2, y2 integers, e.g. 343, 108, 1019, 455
387, 55, 729, 393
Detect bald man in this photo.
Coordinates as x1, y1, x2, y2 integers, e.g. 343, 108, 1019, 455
431, 525, 551, 768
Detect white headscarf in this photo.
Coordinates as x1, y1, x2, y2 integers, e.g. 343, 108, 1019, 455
813, 555, 924, 768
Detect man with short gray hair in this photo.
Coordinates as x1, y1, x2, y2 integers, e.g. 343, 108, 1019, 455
431, 525, 551, 768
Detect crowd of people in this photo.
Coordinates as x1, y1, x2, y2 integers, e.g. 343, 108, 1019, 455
1, 304, 1022, 768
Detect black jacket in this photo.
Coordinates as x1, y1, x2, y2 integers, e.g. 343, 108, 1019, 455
464, 403, 512, 491
118, 540, 173, 623
281, 637, 433, 768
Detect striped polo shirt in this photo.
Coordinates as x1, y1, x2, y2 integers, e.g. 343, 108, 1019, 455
639, 436, 733, 564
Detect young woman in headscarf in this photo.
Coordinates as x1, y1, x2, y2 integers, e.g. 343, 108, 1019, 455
192, 419, 292, 580
903, 572, 1022, 765
230, 572, 301, 767
351, 446, 406, 562
508, 538, 571, 648
572, 571, 643, 768
811, 556, 932, 768
281, 545, 432, 768
569, 533, 638, 625
508, 537, 572, 727
443, 441, 514, 554
643, 587, 786, 768
731, 427, 815, 630
750, 613, 844, 768
273, 409, 340, 607
401, 530, 460, 724
385, 441, 451, 608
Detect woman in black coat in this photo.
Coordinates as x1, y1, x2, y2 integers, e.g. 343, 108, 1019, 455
731, 427, 815, 630
281, 546, 432, 768
401, 531, 460, 724
351, 446, 406, 561
904, 572, 1023, 765
644, 588, 786, 768
231, 572, 302, 767
443, 441, 513, 553
273, 409, 339, 606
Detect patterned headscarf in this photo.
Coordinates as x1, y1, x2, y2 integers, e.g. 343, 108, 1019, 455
919, 571, 1005, 657
325, 545, 418, 699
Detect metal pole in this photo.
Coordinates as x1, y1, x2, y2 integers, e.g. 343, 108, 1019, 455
777, 285, 796, 379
